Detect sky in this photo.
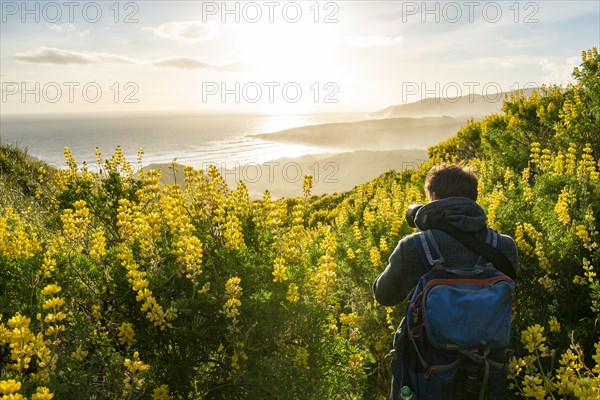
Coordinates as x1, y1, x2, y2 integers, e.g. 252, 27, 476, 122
0, 0, 598, 115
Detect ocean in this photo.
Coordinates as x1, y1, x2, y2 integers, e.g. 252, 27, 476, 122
0, 112, 368, 169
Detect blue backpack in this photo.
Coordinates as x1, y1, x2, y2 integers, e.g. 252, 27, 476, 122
390, 228, 516, 400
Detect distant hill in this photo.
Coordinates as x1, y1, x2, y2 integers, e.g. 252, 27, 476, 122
371, 88, 538, 119
145, 148, 428, 199
256, 116, 465, 152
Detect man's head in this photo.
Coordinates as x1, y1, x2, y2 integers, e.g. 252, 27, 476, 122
424, 163, 478, 201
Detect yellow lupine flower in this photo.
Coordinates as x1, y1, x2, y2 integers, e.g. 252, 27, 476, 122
554, 188, 573, 225
124, 351, 147, 373
574, 224, 599, 251
42, 297, 65, 310
582, 258, 597, 283
339, 312, 359, 327
578, 143, 598, 181
352, 222, 362, 241
521, 374, 546, 400
508, 356, 526, 377
592, 341, 600, 375
363, 209, 375, 230
548, 317, 561, 333
293, 346, 309, 369
522, 186, 533, 201
272, 257, 288, 283
553, 153, 565, 175
31, 386, 54, 400
223, 277, 243, 327
0, 208, 42, 259
174, 234, 203, 281
521, 324, 548, 355
89, 227, 107, 259
385, 307, 395, 332
0, 380, 21, 395
118, 244, 171, 330
61, 200, 90, 242
122, 351, 148, 398
302, 174, 313, 197
231, 342, 248, 371
118, 322, 136, 346
346, 248, 355, 260
152, 384, 170, 400
349, 353, 364, 371
529, 142, 541, 165
224, 213, 244, 250
91, 305, 102, 320
370, 247, 382, 268
5, 314, 36, 371
379, 237, 388, 253
314, 253, 337, 304
41, 284, 61, 296
286, 283, 299, 303
565, 144, 577, 174
71, 346, 89, 362
514, 223, 540, 257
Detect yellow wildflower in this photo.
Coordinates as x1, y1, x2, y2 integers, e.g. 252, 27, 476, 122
370, 247, 383, 268
521, 324, 549, 355
152, 384, 170, 400
31, 386, 54, 400
0, 380, 21, 395
41, 284, 61, 296
71, 346, 89, 362
118, 322, 136, 346
349, 353, 364, 371
554, 188, 573, 225
272, 257, 288, 283
347, 248, 355, 260
293, 346, 309, 370
339, 312, 359, 327
286, 284, 300, 303
521, 374, 546, 400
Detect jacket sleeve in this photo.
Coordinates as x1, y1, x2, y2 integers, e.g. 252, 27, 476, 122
372, 235, 427, 306
499, 234, 519, 277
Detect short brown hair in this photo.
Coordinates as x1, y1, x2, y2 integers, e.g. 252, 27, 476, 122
424, 164, 478, 201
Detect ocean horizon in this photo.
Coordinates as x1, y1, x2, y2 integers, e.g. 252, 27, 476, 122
0, 111, 370, 169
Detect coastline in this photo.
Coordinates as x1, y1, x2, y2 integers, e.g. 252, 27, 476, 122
147, 148, 428, 199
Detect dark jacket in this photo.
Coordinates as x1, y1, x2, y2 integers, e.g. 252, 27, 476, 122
373, 197, 519, 306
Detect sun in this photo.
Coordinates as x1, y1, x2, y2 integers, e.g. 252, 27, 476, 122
232, 21, 342, 81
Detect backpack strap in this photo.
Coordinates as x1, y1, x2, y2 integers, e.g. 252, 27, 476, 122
433, 223, 517, 280
413, 231, 445, 269
414, 229, 508, 275
473, 229, 501, 269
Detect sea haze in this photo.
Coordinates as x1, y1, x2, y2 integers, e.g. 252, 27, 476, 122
0, 112, 369, 169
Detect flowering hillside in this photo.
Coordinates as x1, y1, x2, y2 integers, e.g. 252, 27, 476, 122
1, 48, 599, 399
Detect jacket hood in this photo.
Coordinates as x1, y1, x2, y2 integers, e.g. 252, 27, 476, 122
414, 197, 487, 233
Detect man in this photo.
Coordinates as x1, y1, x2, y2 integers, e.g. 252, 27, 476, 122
373, 163, 518, 399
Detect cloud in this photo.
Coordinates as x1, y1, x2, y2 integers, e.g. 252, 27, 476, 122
48, 23, 90, 37
540, 56, 580, 85
13, 47, 244, 72
347, 35, 404, 48
144, 21, 214, 42
14, 47, 139, 65
152, 57, 244, 71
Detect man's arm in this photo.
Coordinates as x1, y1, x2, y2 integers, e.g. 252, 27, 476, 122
372, 235, 426, 306
499, 234, 519, 277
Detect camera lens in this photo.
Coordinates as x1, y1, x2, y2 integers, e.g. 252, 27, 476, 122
405, 204, 422, 228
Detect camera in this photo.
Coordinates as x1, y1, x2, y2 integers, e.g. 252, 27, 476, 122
405, 204, 423, 228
